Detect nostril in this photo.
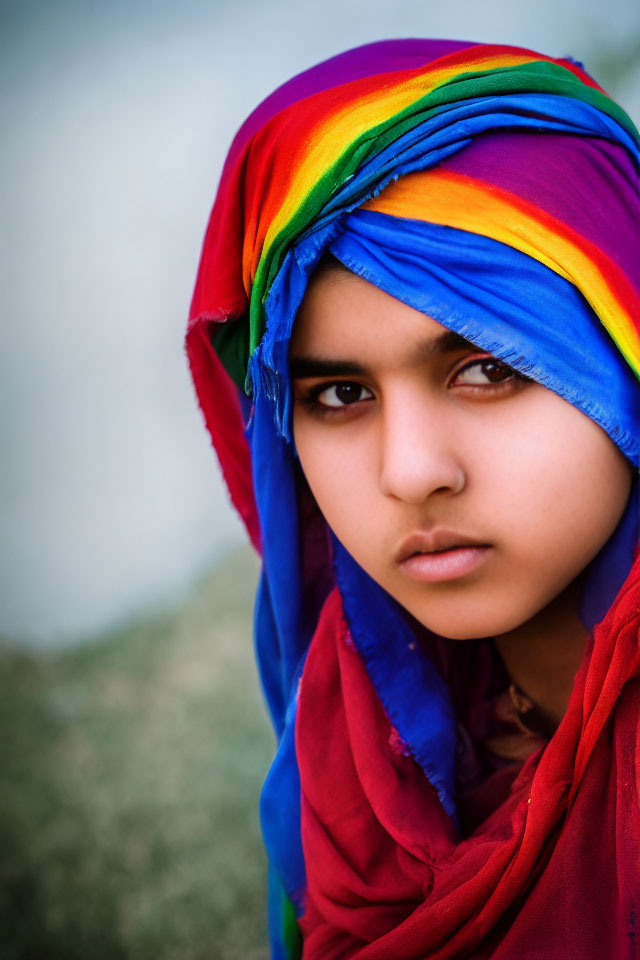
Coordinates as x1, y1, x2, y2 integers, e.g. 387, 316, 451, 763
379, 462, 466, 504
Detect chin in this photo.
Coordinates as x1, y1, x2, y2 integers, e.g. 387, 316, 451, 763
406, 598, 538, 642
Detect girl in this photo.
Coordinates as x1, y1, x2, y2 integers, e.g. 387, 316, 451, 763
187, 40, 639, 959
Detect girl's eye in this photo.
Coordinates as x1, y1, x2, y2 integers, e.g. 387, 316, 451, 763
453, 358, 520, 386
315, 382, 374, 408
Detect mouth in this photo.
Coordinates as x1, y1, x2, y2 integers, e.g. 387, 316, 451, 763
396, 530, 492, 583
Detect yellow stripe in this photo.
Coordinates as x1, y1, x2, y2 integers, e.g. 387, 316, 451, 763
363, 170, 640, 372
260, 53, 534, 267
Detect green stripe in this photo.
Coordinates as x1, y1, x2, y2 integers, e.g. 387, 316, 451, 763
217, 59, 638, 387
282, 892, 302, 959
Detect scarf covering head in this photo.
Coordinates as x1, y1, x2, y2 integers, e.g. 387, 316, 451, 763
187, 40, 640, 959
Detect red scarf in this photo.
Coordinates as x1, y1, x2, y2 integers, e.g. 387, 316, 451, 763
297, 554, 640, 958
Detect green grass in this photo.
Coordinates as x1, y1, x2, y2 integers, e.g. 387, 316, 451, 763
0, 546, 273, 960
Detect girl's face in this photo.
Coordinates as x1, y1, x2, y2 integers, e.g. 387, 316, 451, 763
290, 268, 633, 640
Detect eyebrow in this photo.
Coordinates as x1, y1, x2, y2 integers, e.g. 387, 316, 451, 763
290, 330, 475, 379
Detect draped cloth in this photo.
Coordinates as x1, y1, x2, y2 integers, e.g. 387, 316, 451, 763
186, 40, 640, 959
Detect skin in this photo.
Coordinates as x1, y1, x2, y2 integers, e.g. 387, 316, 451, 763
290, 267, 633, 729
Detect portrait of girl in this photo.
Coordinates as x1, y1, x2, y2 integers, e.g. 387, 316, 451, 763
187, 39, 639, 959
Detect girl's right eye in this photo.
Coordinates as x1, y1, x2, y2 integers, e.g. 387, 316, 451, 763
311, 382, 374, 409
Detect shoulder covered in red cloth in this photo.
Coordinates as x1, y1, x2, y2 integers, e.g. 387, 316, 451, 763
295, 556, 640, 959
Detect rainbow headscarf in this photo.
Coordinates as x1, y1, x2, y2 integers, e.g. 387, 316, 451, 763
187, 40, 640, 959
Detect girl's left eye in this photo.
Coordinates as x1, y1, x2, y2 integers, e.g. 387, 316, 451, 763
315, 382, 374, 407
453, 358, 520, 386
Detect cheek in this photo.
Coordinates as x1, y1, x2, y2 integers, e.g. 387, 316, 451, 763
293, 419, 379, 542
482, 397, 633, 583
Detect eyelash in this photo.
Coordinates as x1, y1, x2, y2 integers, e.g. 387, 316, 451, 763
297, 356, 527, 417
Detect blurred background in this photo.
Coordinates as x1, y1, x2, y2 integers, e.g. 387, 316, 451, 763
1, 0, 639, 956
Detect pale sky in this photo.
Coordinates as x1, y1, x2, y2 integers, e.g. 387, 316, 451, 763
1, 0, 639, 645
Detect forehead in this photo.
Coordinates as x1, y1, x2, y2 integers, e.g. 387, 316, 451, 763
290, 267, 472, 370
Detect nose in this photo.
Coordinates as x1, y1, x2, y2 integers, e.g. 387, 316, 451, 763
378, 391, 466, 504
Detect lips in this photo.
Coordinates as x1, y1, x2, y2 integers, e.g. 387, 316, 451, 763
395, 529, 490, 565
395, 529, 493, 584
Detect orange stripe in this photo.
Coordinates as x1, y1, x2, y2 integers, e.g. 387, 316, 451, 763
363, 170, 640, 374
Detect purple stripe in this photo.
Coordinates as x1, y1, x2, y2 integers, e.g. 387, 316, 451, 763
440, 132, 640, 293
228, 39, 474, 163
